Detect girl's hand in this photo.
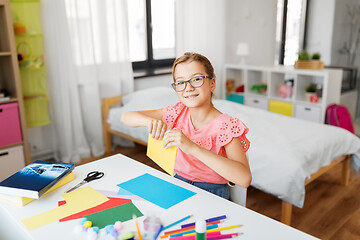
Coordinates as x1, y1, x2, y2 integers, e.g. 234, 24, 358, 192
148, 119, 167, 140
163, 130, 198, 155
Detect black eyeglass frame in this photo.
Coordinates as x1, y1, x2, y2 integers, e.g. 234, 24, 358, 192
171, 76, 211, 92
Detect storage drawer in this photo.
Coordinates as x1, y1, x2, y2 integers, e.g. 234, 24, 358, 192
0, 102, 22, 147
269, 100, 293, 116
294, 104, 322, 123
226, 93, 244, 104
245, 96, 268, 110
0, 146, 25, 181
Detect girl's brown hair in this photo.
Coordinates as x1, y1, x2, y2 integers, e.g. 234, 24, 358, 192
172, 52, 216, 81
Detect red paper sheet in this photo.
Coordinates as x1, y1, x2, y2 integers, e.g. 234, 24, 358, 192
58, 197, 131, 222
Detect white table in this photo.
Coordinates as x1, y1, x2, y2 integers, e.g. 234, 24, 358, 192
0, 154, 318, 240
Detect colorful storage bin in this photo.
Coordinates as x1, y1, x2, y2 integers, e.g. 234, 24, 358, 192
226, 93, 244, 104
269, 100, 293, 117
0, 102, 23, 147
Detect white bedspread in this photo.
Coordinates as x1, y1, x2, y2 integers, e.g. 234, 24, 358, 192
108, 87, 360, 208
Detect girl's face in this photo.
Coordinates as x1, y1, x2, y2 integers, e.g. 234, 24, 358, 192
173, 61, 215, 108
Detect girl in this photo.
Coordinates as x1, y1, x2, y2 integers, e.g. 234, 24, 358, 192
121, 52, 251, 200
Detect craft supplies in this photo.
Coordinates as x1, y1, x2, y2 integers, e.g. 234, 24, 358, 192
123, 231, 135, 240
168, 224, 218, 238
114, 221, 123, 231
143, 215, 161, 240
181, 215, 226, 228
154, 224, 164, 240
133, 214, 143, 240
195, 219, 206, 240
84, 220, 92, 228
163, 215, 193, 231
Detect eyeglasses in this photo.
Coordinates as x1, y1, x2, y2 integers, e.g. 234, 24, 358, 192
171, 76, 210, 92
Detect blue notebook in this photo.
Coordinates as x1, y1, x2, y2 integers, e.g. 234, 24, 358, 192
0, 160, 74, 199
118, 173, 196, 209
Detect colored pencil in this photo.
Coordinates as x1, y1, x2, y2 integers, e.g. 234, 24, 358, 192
162, 220, 222, 238
169, 232, 230, 240
206, 233, 240, 240
163, 214, 193, 231
154, 224, 164, 240
133, 214, 143, 240
181, 215, 226, 228
183, 224, 242, 237
168, 224, 218, 238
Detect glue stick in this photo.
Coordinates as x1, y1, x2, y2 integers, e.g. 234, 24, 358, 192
195, 219, 206, 240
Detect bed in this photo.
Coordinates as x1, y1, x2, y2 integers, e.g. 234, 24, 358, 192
102, 87, 360, 225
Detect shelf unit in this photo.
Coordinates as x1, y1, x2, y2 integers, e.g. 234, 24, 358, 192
0, 0, 30, 180
224, 64, 343, 123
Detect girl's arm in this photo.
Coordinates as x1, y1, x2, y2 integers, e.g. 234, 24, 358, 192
163, 130, 251, 187
120, 109, 167, 140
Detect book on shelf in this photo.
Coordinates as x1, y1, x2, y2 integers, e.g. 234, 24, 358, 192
0, 171, 74, 206
0, 96, 10, 102
0, 160, 75, 199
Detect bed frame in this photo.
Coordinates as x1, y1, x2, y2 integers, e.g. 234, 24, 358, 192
102, 95, 351, 226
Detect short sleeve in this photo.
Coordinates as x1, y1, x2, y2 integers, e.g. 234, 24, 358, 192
217, 117, 250, 152
162, 102, 185, 129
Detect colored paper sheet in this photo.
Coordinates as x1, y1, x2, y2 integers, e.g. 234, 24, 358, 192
117, 173, 196, 209
21, 187, 108, 230
84, 202, 143, 229
58, 197, 131, 222
146, 134, 177, 176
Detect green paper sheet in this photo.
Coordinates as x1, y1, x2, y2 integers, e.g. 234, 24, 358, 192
84, 202, 143, 228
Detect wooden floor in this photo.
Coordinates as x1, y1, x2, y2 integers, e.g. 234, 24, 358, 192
78, 144, 360, 240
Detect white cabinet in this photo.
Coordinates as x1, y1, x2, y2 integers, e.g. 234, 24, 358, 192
0, 146, 25, 181
245, 96, 268, 110
294, 104, 322, 122
224, 64, 343, 123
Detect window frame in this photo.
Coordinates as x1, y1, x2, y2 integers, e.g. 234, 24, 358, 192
132, 0, 175, 76
278, 0, 309, 65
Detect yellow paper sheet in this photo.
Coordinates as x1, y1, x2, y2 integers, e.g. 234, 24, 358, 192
22, 186, 109, 230
146, 134, 177, 176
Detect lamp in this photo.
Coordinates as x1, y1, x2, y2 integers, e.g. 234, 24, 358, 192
236, 42, 250, 65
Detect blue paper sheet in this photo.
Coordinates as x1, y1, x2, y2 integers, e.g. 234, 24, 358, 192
117, 173, 196, 209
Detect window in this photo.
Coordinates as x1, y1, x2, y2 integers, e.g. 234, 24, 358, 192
275, 0, 309, 65
127, 0, 176, 76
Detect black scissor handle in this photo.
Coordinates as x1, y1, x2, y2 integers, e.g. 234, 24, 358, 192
84, 171, 104, 182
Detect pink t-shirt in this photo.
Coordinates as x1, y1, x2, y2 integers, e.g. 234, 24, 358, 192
162, 102, 250, 184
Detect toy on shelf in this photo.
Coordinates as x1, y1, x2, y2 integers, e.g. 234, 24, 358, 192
277, 79, 293, 99
226, 78, 244, 96
16, 41, 45, 69
13, 22, 26, 34
225, 78, 235, 96
251, 83, 267, 94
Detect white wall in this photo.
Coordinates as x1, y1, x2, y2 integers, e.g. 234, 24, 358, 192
225, 0, 278, 65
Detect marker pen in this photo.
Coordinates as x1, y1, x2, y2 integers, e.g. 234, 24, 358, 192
195, 219, 206, 240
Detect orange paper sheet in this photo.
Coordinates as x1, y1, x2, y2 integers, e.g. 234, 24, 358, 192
21, 186, 108, 230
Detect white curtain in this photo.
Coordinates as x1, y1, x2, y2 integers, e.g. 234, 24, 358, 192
41, 0, 134, 163
175, 0, 226, 98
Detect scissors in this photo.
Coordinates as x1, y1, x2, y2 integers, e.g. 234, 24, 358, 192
65, 171, 104, 193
